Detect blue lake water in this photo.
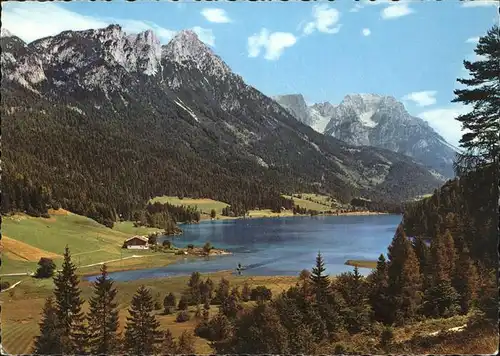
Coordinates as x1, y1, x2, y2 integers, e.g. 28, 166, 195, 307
87, 215, 401, 282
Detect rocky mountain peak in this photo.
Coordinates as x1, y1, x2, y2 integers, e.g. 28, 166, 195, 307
311, 101, 337, 118
274, 94, 331, 134
162, 29, 231, 80
275, 91, 457, 177
1, 28, 13, 38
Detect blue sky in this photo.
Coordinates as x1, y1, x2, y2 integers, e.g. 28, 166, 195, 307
2, 0, 498, 146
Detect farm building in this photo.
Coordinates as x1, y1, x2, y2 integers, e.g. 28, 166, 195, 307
124, 236, 149, 250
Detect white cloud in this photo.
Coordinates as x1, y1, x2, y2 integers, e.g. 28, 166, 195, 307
248, 28, 297, 61
191, 27, 216, 47
403, 91, 438, 107
201, 8, 232, 23
349, 4, 364, 13
349, 0, 399, 12
466, 36, 480, 44
381, 3, 414, 19
1, 2, 213, 45
362, 28, 371, 36
303, 5, 341, 36
462, 0, 498, 7
418, 105, 472, 147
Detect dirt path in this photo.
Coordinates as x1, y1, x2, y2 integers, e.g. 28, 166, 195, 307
1, 255, 147, 277
428, 324, 467, 336
77, 255, 145, 268
0, 272, 33, 276
0, 280, 22, 293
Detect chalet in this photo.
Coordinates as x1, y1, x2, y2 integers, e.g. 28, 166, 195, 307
124, 236, 149, 250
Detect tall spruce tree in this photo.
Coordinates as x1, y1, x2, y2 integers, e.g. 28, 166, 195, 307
187, 271, 202, 305
53, 246, 86, 354
335, 267, 372, 334
87, 264, 119, 355
124, 285, 162, 355
298, 269, 312, 298
310, 252, 330, 303
162, 329, 177, 354
387, 224, 422, 325
368, 254, 391, 324
176, 331, 196, 354
442, 229, 456, 280
452, 25, 500, 175
453, 247, 479, 314
218, 303, 289, 354
412, 236, 431, 289
33, 297, 61, 355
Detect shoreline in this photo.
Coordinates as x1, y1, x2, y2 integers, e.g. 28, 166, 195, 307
197, 210, 393, 223
79, 248, 233, 278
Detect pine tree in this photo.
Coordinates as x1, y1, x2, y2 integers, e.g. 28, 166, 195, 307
162, 329, 177, 354
187, 271, 202, 305
273, 292, 317, 354
124, 285, 162, 355
422, 280, 460, 318
241, 282, 251, 302
53, 246, 86, 354
87, 264, 119, 355
208, 312, 233, 342
368, 254, 391, 324
334, 267, 372, 333
163, 292, 176, 314
475, 268, 498, 325
214, 277, 230, 304
412, 237, 431, 288
33, 297, 61, 355
387, 224, 422, 325
298, 269, 312, 298
178, 295, 189, 310
176, 331, 196, 354
453, 248, 479, 314
218, 303, 289, 354
219, 290, 243, 319
442, 229, 456, 280
310, 252, 330, 303
452, 25, 500, 175
430, 230, 456, 284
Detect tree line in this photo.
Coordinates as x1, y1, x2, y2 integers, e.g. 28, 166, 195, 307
34, 231, 494, 355
33, 247, 197, 355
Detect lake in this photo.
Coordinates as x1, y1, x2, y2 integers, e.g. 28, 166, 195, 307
87, 214, 402, 282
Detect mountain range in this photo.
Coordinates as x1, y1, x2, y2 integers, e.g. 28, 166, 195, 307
1, 25, 444, 219
273, 94, 457, 178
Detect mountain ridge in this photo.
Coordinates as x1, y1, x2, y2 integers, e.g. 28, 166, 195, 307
274, 93, 457, 177
1, 25, 444, 221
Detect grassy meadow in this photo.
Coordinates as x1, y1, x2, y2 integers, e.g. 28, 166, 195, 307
283, 193, 336, 212
149, 196, 229, 215
0, 210, 176, 276
345, 259, 378, 269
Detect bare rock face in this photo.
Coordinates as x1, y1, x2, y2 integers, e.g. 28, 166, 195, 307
275, 92, 456, 178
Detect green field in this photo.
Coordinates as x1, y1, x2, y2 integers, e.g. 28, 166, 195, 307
113, 221, 163, 236
283, 193, 335, 212
149, 196, 229, 215
0, 212, 176, 275
345, 259, 378, 269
